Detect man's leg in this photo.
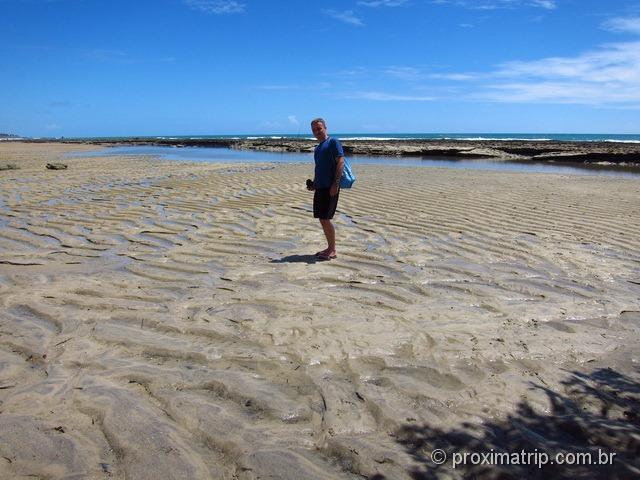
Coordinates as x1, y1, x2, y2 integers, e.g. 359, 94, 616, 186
320, 218, 336, 254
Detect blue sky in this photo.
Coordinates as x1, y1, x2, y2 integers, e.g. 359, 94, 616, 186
2, 0, 640, 136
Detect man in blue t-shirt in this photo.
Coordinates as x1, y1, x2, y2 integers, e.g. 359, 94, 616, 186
307, 118, 344, 260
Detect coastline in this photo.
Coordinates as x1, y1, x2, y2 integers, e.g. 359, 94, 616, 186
20, 137, 640, 165
1, 142, 639, 478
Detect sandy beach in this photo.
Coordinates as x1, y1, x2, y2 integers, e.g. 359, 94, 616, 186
1, 142, 639, 479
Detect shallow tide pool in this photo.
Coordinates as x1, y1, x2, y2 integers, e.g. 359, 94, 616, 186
70, 145, 640, 178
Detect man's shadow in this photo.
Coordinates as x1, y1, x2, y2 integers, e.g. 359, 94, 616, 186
270, 254, 321, 264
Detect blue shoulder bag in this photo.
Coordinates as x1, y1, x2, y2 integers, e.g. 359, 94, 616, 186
340, 157, 356, 189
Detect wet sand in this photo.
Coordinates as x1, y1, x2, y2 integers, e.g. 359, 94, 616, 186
1, 142, 639, 479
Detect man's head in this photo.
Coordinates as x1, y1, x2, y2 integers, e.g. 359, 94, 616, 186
311, 118, 328, 142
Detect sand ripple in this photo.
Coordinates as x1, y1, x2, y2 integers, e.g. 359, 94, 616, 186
1, 143, 639, 478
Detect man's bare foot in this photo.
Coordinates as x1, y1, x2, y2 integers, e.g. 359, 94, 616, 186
317, 250, 337, 260
315, 247, 330, 257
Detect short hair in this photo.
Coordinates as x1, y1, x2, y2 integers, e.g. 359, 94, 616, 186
311, 118, 326, 127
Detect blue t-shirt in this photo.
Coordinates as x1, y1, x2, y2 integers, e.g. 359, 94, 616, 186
314, 137, 344, 189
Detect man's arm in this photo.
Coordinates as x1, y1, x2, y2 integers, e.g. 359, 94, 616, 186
330, 156, 345, 196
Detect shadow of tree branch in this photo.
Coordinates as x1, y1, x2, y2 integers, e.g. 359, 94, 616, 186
393, 368, 640, 479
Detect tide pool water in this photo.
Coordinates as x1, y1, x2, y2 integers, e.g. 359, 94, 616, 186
72, 146, 640, 178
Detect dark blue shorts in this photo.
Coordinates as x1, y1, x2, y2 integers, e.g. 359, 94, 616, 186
313, 188, 339, 219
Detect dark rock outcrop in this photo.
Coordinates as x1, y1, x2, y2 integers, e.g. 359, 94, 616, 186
46, 163, 68, 170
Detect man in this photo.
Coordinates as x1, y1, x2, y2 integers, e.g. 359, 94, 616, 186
308, 118, 344, 260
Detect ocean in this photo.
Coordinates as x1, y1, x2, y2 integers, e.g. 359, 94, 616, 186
55, 133, 640, 143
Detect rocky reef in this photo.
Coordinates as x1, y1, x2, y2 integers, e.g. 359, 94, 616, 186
225, 138, 640, 165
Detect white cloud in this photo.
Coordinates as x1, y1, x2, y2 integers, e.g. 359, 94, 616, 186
496, 42, 640, 82
357, 0, 409, 7
602, 17, 640, 35
364, 35, 640, 106
323, 9, 365, 26
383, 66, 476, 81
334, 67, 368, 77
325, 9, 640, 107
432, 0, 556, 10
288, 115, 299, 125
529, 0, 555, 9
478, 41, 640, 105
383, 66, 424, 80
482, 81, 640, 104
343, 91, 436, 101
430, 73, 477, 81
184, 0, 245, 14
